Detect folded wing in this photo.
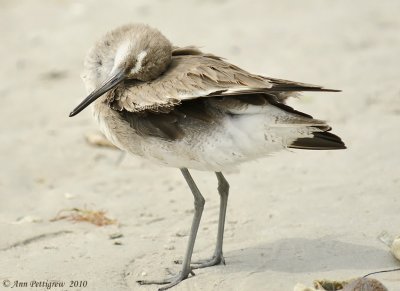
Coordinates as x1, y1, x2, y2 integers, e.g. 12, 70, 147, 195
106, 46, 338, 113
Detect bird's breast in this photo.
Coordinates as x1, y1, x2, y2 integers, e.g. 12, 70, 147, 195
91, 102, 144, 156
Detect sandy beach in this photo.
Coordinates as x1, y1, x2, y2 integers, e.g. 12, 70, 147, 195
1, 0, 399, 290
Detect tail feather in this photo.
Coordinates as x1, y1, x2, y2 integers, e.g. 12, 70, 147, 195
289, 131, 346, 150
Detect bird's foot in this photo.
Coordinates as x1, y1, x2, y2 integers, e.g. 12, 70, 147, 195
174, 253, 225, 269
137, 269, 195, 291
191, 253, 225, 269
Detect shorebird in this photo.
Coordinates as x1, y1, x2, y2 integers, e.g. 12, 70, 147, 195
70, 23, 346, 290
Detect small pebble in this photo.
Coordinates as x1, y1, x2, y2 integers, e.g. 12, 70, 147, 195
109, 233, 123, 240
343, 278, 388, 291
64, 192, 76, 200
85, 132, 117, 148
13, 216, 43, 224
164, 245, 175, 250
175, 231, 187, 237
391, 236, 400, 261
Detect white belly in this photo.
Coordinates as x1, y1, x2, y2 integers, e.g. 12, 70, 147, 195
92, 104, 315, 171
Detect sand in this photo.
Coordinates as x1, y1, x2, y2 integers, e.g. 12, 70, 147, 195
0, 0, 399, 290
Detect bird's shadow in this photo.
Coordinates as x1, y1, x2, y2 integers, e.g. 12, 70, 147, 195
224, 237, 398, 273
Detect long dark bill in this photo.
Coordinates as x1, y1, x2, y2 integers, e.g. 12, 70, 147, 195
69, 70, 125, 117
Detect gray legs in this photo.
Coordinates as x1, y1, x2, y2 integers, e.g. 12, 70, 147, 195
176, 168, 206, 276
191, 172, 229, 268
137, 168, 205, 290
214, 172, 229, 261
138, 170, 230, 290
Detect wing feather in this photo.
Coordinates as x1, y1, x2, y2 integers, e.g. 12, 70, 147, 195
106, 47, 339, 113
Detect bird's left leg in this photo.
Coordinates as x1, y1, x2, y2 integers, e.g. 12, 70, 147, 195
137, 168, 205, 290
176, 172, 229, 269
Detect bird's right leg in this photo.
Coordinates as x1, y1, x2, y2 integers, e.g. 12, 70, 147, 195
175, 172, 229, 269
137, 168, 205, 291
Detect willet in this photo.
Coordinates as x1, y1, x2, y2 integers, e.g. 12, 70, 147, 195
70, 23, 346, 290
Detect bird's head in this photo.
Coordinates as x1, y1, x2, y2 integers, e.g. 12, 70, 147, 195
69, 23, 172, 117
